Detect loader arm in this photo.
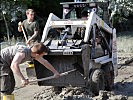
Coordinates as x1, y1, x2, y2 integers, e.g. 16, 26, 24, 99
84, 11, 113, 43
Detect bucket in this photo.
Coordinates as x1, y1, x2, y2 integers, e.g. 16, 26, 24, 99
2, 94, 14, 100
28, 63, 34, 68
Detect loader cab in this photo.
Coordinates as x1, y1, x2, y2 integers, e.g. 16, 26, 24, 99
60, 1, 110, 24
61, 2, 97, 19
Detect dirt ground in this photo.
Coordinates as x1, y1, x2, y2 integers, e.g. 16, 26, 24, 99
0, 51, 132, 100
9, 53, 133, 100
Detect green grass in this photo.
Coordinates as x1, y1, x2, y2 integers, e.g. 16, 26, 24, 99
117, 31, 133, 53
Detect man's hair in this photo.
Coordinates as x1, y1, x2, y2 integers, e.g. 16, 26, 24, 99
31, 43, 49, 54
26, 9, 34, 15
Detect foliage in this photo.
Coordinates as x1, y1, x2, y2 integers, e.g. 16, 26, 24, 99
109, 0, 133, 29
0, 0, 62, 42
0, 0, 27, 42
0, 0, 27, 21
87, 0, 133, 31
1, 0, 133, 42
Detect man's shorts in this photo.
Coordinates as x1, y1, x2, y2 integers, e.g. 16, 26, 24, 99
0, 72, 15, 95
0, 56, 15, 95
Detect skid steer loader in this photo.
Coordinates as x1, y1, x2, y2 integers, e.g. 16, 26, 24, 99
33, 1, 118, 95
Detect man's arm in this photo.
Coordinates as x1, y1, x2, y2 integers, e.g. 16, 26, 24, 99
26, 30, 38, 44
27, 22, 39, 44
35, 57, 60, 77
10, 52, 29, 85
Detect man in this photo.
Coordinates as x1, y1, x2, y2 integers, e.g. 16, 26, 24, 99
0, 43, 60, 95
18, 9, 40, 45
18, 9, 40, 79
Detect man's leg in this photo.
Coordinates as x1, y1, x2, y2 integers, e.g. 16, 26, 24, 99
0, 56, 15, 95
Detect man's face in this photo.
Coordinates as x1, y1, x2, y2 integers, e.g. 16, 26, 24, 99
27, 11, 34, 21
35, 52, 48, 59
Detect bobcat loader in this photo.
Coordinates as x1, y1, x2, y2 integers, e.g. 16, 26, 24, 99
33, 1, 118, 95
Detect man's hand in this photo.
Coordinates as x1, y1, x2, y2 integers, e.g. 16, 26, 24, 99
36, 57, 60, 79
18, 21, 22, 26
18, 21, 23, 32
26, 39, 30, 45
53, 72, 60, 78
21, 79, 29, 86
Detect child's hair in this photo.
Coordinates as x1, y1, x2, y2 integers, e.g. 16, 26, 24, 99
31, 42, 49, 54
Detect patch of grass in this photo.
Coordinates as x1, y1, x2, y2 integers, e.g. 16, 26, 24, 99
117, 31, 133, 53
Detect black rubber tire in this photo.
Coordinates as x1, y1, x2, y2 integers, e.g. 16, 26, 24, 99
102, 63, 114, 91
90, 69, 105, 96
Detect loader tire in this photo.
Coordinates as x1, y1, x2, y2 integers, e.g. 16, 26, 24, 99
90, 69, 105, 96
